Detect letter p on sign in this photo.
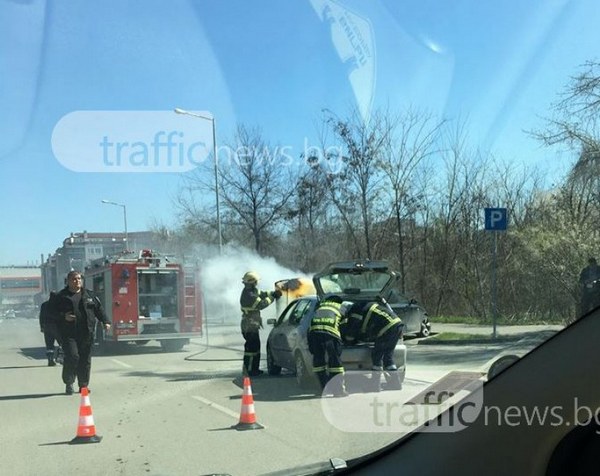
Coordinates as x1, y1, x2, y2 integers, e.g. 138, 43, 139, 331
484, 208, 507, 231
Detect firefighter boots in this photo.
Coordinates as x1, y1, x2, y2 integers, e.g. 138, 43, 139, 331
47, 350, 56, 366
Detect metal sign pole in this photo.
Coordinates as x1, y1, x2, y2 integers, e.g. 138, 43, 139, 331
485, 207, 507, 340
492, 231, 497, 339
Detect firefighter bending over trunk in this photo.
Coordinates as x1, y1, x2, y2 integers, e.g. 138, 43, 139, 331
344, 298, 403, 392
308, 294, 349, 397
240, 271, 281, 376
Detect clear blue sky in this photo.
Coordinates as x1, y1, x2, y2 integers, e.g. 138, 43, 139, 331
0, 0, 598, 265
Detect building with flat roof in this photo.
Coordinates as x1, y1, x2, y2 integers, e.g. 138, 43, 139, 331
41, 231, 162, 295
0, 266, 42, 308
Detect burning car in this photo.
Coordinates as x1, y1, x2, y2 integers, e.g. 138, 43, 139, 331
266, 260, 408, 389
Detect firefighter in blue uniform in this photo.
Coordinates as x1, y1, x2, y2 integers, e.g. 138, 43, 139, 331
344, 298, 403, 391
240, 271, 281, 376
308, 294, 349, 397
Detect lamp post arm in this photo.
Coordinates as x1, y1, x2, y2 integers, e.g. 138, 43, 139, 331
174, 107, 223, 254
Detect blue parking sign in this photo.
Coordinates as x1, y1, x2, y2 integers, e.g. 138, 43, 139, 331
485, 208, 507, 231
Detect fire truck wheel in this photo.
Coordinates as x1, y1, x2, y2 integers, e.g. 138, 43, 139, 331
160, 339, 186, 352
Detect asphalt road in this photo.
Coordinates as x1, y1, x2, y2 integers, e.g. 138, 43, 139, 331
0, 318, 560, 475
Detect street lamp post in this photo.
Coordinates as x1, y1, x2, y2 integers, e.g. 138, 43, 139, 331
174, 107, 223, 254
101, 200, 128, 249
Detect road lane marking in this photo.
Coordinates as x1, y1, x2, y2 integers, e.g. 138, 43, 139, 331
191, 395, 239, 420
111, 358, 133, 368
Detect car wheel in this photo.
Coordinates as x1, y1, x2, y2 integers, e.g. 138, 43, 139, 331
418, 321, 431, 338
295, 352, 313, 388
267, 346, 282, 375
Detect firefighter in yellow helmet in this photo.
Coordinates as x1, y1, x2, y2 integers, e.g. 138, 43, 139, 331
240, 271, 282, 376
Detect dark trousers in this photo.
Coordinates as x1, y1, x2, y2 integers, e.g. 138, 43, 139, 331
44, 325, 62, 352
581, 290, 599, 316
242, 331, 261, 374
372, 324, 402, 369
308, 332, 344, 390
61, 334, 93, 387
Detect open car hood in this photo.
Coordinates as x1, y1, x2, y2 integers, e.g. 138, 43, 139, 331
312, 260, 397, 301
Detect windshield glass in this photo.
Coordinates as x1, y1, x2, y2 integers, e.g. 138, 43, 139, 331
1, 1, 598, 475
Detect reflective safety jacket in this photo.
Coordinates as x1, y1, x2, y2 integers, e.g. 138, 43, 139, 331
240, 284, 275, 333
344, 301, 401, 342
309, 299, 344, 340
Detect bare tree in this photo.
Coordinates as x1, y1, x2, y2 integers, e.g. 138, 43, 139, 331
174, 125, 295, 255
532, 60, 600, 155
321, 107, 396, 259
174, 167, 222, 247
525, 60, 600, 320
286, 155, 336, 270
426, 121, 492, 316
379, 109, 446, 292
218, 125, 295, 254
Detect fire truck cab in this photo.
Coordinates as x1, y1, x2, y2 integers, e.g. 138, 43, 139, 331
84, 250, 203, 352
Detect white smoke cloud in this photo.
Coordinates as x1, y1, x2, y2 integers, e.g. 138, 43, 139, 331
197, 245, 312, 324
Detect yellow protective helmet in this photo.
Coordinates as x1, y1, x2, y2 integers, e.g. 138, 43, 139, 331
242, 271, 260, 284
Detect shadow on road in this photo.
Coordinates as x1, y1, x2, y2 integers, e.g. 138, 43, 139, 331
0, 392, 65, 401
119, 368, 400, 402
18, 346, 47, 360
38, 441, 75, 446
227, 373, 383, 402
94, 342, 167, 356
0, 364, 49, 370
122, 369, 242, 382
228, 373, 320, 402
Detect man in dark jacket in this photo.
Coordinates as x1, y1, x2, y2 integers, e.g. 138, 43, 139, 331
579, 257, 600, 316
51, 271, 111, 395
240, 271, 281, 376
39, 291, 61, 366
344, 298, 403, 391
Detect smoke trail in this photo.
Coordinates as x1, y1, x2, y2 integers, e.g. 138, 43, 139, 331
197, 246, 311, 324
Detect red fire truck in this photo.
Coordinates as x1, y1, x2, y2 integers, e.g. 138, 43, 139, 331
84, 250, 203, 352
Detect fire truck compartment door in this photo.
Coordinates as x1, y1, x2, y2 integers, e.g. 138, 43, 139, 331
137, 269, 179, 320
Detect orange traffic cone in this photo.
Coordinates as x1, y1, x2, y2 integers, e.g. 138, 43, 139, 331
70, 387, 102, 444
232, 377, 264, 431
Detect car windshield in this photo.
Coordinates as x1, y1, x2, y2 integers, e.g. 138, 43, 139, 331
1, 1, 599, 475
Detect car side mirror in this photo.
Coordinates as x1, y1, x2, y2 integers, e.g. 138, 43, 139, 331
409, 298, 417, 305
267, 318, 276, 326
